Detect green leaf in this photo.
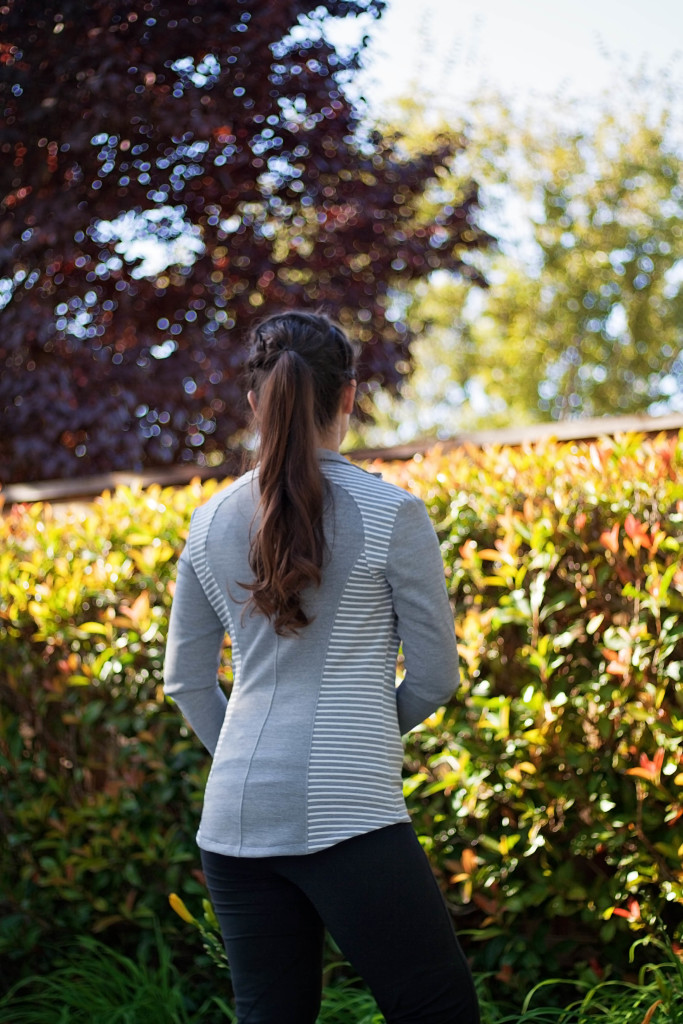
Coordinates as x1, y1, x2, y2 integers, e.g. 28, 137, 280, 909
402, 775, 427, 797
78, 621, 108, 636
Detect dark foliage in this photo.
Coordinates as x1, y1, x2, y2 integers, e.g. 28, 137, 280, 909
0, 0, 491, 482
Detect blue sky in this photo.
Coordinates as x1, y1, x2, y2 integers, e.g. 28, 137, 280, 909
352, 0, 683, 112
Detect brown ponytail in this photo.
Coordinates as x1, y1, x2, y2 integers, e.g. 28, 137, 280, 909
241, 312, 356, 635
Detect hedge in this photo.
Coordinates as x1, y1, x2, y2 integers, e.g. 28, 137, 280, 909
1, 433, 682, 991
0, 480, 215, 985
381, 433, 683, 988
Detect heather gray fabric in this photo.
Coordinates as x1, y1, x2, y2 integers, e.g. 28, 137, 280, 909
163, 449, 459, 856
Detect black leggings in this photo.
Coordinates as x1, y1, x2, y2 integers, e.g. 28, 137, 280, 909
200, 823, 480, 1024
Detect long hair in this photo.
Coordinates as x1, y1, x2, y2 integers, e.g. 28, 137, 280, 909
241, 312, 357, 635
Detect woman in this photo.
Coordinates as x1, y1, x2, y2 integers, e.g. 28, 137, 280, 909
164, 311, 480, 1024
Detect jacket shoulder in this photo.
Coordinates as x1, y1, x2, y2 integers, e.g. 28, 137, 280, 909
189, 470, 257, 524
326, 457, 418, 508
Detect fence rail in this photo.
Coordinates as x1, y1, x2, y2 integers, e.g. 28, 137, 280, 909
3, 411, 683, 506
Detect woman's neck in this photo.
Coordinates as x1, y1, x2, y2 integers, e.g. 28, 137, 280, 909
317, 410, 348, 452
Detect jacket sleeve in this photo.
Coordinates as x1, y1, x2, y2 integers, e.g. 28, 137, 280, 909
163, 540, 228, 755
385, 495, 459, 734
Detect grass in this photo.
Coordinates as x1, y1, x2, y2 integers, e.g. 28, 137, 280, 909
213, 979, 385, 1024
0, 928, 217, 1024
0, 932, 681, 1023
475, 934, 683, 1023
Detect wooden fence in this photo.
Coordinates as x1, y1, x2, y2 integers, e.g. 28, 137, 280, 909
3, 411, 683, 506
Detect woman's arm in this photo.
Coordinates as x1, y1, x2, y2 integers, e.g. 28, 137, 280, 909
385, 496, 460, 734
163, 543, 228, 755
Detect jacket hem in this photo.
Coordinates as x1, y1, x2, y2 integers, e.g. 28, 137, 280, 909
196, 813, 411, 858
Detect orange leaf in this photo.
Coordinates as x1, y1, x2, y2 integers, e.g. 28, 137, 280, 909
118, 590, 150, 627
626, 750, 664, 785
603, 648, 629, 676
624, 513, 650, 549
626, 767, 657, 781
600, 523, 619, 554
640, 1001, 663, 1024
458, 539, 478, 564
624, 513, 640, 539
462, 848, 478, 874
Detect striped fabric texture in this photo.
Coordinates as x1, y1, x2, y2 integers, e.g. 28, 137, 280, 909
163, 449, 459, 857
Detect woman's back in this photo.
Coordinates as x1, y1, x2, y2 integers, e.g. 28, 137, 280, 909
165, 448, 458, 856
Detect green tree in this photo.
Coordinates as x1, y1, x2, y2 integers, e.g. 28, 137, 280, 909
359, 83, 683, 444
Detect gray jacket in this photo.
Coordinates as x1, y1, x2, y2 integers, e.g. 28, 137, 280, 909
163, 449, 459, 856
